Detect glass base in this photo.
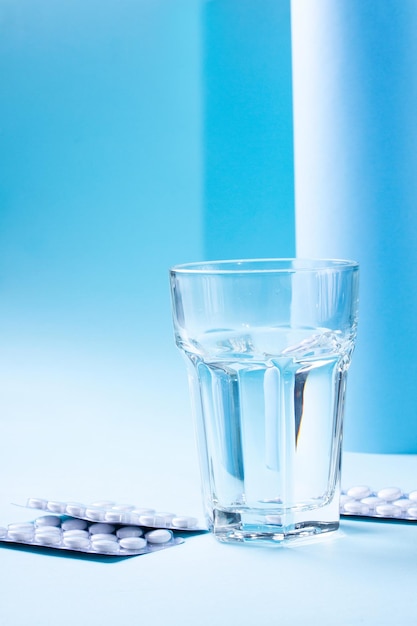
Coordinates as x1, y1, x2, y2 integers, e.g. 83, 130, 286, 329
210, 507, 340, 546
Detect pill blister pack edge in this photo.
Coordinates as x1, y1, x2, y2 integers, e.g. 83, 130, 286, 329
22, 497, 207, 531
340, 485, 417, 522
0, 515, 184, 557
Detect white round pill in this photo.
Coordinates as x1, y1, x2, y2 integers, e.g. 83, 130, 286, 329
63, 535, 90, 550
343, 501, 370, 515
377, 487, 402, 502
129, 513, 141, 524
85, 508, 106, 521
171, 516, 199, 529
408, 490, 417, 502
375, 503, 402, 517
91, 539, 120, 554
61, 519, 88, 531
104, 511, 131, 524
116, 527, 144, 539
339, 494, 354, 506
34, 531, 62, 546
35, 525, 61, 535
90, 533, 118, 543
88, 523, 116, 535
360, 496, 384, 509
8, 529, 34, 542
63, 529, 89, 539
132, 508, 155, 516
8, 523, 35, 541
46, 501, 67, 514
65, 503, 86, 517
346, 485, 372, 499
139, 515, 155, 526
27, 498, 48, 510
145, 529, 173, 544
392, 498, 413, 512
119, 537, 147, 550
35, 515, 61, 528
406, 506, 417, 519
154, 512, 176, 527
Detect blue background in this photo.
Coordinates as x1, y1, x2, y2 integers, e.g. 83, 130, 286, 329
1, 0, 415, 455
0, 0, 295, 462
291, 0, 417, 454
0, 5, 416, 625
0, 0, 203, 357
0, 0, 206, 489
203, 0, 294, 260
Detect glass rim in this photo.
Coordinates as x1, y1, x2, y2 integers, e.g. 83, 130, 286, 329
170, 258, 359, 275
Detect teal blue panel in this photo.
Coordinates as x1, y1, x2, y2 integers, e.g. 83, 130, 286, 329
203, 0, 295, 261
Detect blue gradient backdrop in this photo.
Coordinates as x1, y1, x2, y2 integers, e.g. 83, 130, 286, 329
0, 0, 205, 482
0, 0, 294, 436
1, 0, 411, 459
0, 0, 202, 352
203, 0, 295, 260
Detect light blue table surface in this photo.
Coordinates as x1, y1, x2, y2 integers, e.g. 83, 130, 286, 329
0, 382, 415, 626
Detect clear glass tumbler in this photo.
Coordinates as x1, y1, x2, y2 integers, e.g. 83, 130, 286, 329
170, 259, 359, 545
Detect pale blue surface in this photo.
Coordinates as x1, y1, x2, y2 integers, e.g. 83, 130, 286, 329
0, 442, 416, 625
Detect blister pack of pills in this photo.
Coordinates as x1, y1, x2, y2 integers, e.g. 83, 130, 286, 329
340, 485, 417, 521
0, 496, 207, 558
22, 497, 206, 530
0, 514, 183, 557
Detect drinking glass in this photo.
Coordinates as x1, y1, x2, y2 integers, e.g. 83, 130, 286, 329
170, 258, 359, 545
